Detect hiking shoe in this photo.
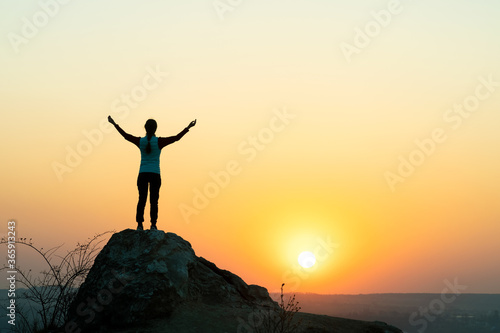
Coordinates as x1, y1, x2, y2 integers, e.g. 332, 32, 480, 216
137, 223, 144, 231
150, 224, 157, 230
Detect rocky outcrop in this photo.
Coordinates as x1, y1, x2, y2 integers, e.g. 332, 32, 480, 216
65, 229, 275, 332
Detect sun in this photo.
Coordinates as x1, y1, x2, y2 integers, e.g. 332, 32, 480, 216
298, 251, 316, 268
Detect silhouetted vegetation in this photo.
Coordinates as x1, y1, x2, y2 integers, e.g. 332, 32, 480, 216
250, 283, 302, 333
1, 232, 112, 333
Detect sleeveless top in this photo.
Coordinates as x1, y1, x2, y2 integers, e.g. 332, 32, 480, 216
139, 136, 161, 174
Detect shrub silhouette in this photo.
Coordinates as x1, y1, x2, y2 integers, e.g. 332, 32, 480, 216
1, 232, 111, 333
250, 283, 302, 333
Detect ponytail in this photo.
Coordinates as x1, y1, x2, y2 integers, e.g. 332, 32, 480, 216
144, 119, 157, 154
146, 134, 153, 154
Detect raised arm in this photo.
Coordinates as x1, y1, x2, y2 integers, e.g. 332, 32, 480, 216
158, 119, 196, 149
108, 116, 140, 147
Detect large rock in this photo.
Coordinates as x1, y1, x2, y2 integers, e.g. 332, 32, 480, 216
65, 229, 403, 333
66, 229, 275, 332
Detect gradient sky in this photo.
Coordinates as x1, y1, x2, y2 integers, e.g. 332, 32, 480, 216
1, 0, 499, 294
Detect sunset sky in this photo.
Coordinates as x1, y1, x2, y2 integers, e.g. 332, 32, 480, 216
1, 1, 499, 294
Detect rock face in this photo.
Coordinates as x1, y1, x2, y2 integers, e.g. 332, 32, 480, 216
66, 229, 276, 332
66, 229, 403, 333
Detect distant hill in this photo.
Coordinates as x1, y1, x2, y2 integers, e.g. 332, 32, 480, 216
273, 293, 500, 333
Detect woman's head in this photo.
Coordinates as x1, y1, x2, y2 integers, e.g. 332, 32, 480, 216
145, 119, 157, 136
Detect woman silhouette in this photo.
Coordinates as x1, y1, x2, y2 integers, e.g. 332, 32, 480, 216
108, 116, 196, 230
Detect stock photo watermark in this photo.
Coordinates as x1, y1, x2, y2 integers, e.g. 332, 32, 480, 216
340, 0, 408, 63
7, 0, 73, 54
178, 107, 296, 223
213, 0, 243, 21
5, 220, 17, 327
385, 74, 498, 192
409, 278, 467, 333
282, 236, 339, 292
236, 235, 339, 333
237, 308, 276, 333
51, 65, 169, 182
64, 269, 135, 333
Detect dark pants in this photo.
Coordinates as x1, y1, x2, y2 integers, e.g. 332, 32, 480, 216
136, 172, 161, 224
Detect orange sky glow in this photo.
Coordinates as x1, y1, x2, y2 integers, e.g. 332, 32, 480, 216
1, 1, 499, 294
